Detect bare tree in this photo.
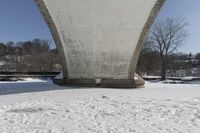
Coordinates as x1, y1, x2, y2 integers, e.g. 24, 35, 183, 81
148, 18, 189, 80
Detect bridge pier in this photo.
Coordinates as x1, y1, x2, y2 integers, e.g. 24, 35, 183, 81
35, 0, 165, 88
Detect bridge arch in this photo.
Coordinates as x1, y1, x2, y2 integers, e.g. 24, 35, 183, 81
35, 0, 165, 88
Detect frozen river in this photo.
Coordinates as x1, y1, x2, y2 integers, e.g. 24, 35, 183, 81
0, 80, 199, 133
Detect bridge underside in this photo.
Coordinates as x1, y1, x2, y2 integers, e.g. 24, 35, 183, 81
35, 0, 165, 88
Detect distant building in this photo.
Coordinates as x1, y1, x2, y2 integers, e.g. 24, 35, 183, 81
191, 68, 200, 77
176, 70, 186, 77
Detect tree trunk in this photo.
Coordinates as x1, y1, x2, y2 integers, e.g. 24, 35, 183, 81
161, 57, 166, 80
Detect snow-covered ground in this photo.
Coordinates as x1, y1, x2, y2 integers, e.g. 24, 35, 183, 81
0, 80, 200, 133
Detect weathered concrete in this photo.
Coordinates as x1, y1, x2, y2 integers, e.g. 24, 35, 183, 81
35, 0, 165, 88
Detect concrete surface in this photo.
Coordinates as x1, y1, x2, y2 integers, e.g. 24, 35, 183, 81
35, 0, 165, 87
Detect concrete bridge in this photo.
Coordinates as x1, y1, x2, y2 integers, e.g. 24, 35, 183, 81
35, 0, 165, 88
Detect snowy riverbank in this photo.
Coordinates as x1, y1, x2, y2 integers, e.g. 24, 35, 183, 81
0, 80, 200, 133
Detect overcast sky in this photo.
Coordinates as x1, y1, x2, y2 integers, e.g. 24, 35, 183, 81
0, 0, 199, 54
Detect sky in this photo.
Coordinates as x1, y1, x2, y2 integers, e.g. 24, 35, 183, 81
0, 0, 199, 54
0, 0, 53, 45
156, 0, 200, 54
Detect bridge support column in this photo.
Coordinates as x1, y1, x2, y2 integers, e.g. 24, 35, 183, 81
35, 0, 165, 88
